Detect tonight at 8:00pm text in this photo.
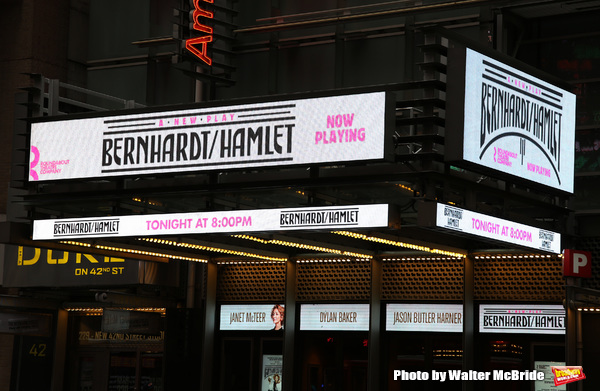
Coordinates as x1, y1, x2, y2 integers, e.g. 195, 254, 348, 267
146, 216, 253, 231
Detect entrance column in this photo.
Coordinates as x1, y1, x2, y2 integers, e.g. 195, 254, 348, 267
565, 281, 578, 391
462, 253, 474, 391
283, 259, 297, 391
368, 256, 382, 391
201, 261, 217, 391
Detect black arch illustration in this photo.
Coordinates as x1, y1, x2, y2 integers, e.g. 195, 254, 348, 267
478, 131, 561, 185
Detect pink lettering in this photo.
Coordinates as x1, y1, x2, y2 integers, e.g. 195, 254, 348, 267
471, 218, 500, 235
314, 128, 366, 145
146, 219, 193, 231
327, 113, 355, 128
329, 130, 337, 143
493, 147, 517, 167
315, 132, 323, 144
527, 162, 551, 177
358, 128, 365, 141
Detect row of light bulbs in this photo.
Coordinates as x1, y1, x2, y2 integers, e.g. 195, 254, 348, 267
65, 307, 166, 315
578, 307, 600, 312
60, 240, 208, 263
232, 234, 373, 259
333, 231, 466, 258
383, 257, 461, 261
61, 236, 555, 265
138, 237, 287, 262
474, 254, 557, 259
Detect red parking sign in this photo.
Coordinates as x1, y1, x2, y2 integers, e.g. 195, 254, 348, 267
562, 249, 592, 278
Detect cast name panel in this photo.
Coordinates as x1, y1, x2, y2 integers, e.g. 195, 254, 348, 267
300, 304, 370, 331
479, 304, 565, 335
220, 304, 285, 331
386, 304, 463, 332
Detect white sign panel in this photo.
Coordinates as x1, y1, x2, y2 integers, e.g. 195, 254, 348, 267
436, 203, 561, 253
29, 92, 389, 181
386, 304, 463, 332
32, 204, 389, 240
220, 304, 284, 331
535, 361, 566, 391
300, 304, 370, 331
463, 48, 575, 193
479, 305, 565, 335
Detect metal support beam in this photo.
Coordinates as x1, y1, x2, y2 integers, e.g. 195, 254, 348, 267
201, 262, 217, 391
368, 256, 382, 391
283, 259, 297, 391
462, 253, 474, 391
565, 282, 577, 391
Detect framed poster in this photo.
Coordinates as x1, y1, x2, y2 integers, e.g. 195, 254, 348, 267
261, 355, 283, 391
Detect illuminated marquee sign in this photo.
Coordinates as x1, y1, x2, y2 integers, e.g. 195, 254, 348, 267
435, 203, 561, 253
386, 304, 463, 332
2, 245, 142, 287
562, 249, 592, 278
300, 304, 370, 331
186, 0, 213, 65
479, 304, 565, 335
32, 204, 389, 240
29, 92, 391, 181
447, 47, 576, 193
220, 304, 285, 331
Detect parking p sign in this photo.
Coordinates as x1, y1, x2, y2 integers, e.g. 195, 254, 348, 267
563, 249, 592, 278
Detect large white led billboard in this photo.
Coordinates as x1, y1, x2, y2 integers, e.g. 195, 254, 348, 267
479, 304, 565, 335
29, 92, 392, 181
32, 204, 389, 240
447, 47, 576, 193
436, 203, 561, 253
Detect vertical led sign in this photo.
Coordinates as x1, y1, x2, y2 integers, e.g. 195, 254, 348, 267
446, 46, 576, 193
186, 0, 213, 65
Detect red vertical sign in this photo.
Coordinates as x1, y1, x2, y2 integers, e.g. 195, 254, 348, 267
186, 0, 214, 65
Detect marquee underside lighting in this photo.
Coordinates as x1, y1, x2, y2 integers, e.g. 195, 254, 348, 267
232, 234, 373, 259
332, 231, 466, 258
138, 237, 287, 262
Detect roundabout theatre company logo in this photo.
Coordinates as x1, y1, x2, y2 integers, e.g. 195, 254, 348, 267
30, 145, 70, 181
393, 366, 585, 385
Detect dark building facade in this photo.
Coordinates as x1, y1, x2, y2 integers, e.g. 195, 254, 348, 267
1, 1, 600, 391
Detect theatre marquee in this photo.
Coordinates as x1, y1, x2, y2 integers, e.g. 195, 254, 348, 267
32, 204, 390, 240
446, 46, 576, 193
29, 91, 393, 181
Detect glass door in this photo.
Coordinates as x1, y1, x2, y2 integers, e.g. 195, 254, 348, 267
107, 352, 137, 391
